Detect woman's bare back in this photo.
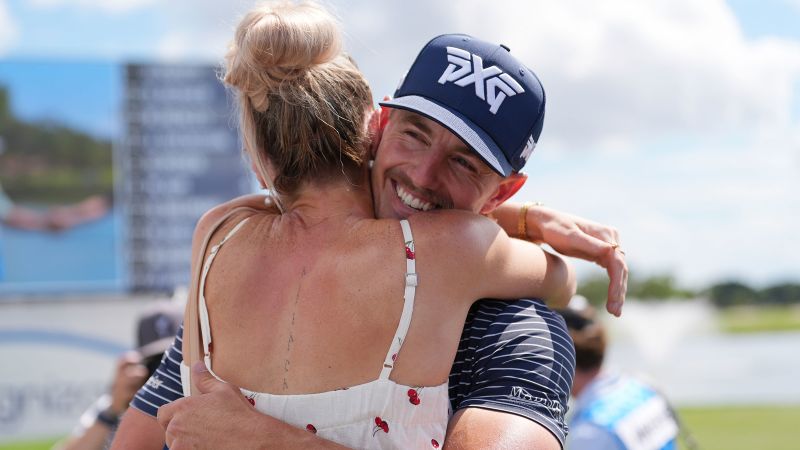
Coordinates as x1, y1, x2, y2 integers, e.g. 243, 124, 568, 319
200, 210, 475, 395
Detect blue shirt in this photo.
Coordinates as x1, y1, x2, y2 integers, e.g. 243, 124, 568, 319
568, 372, 679, 450
133, 298, 575, 447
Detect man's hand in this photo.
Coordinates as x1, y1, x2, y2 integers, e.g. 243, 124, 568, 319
157, 363, 268, 449
157, 362, 346, 450
527, 206, 628, 316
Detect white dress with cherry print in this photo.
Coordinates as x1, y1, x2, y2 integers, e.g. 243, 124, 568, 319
181, 219, 449, 449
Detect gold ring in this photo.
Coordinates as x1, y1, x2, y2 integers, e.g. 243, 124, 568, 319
608, 242, 624, 255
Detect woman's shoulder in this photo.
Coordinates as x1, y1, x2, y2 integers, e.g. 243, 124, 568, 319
408, 210, 502, 245
192, 195, 278, 249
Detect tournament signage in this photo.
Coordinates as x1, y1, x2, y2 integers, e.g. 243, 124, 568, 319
123, 64, 250, 292
0, 61, 250, 296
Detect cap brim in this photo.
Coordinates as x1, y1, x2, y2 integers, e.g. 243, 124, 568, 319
380, 96, 513, 177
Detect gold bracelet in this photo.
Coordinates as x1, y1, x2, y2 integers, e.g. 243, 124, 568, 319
517, 201, 543, 240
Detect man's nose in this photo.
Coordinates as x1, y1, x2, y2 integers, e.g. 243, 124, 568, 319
408, 151, 445, 190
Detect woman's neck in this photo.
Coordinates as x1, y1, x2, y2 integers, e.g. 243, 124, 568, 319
280, 178, 374, 227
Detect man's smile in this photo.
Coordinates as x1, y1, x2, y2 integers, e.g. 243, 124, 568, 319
394, 181, 436, 212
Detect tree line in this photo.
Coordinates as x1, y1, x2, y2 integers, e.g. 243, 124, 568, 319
577, 274, 800, 308
0, 86, 113, 205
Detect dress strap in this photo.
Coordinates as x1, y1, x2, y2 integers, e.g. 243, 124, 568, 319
199, 217, 251, 374
379, 219, 418, 380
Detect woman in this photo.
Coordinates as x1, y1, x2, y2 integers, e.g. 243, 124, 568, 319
114, 2, 574, 448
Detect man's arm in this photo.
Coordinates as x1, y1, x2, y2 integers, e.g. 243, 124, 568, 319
447, 299, 575, 449
492, 202, 628, 316
112, 326, 186, 449
444, 408, 560, 450
111, 408, 166, 450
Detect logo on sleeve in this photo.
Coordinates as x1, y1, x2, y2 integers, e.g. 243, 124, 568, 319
145, 375, 164, 390
508, 386, 565, 420
438, 46, 525, 115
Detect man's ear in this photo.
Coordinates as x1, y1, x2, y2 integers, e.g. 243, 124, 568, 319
368, 98, 392, 160
479, 172, 528, 215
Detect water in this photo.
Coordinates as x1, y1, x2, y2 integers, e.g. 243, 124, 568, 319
604, 300, 800, 406
0, 212, 125, 295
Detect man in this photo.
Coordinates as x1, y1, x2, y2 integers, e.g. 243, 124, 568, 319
558, 301, 680, 450
55, 300, 183, 450
115, 34, 627, 449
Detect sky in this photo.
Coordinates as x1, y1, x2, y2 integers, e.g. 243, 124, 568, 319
0, 61, 120, 138
0, 0, 798, 288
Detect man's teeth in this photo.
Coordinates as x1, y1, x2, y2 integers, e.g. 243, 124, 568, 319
396, 185, 434, 211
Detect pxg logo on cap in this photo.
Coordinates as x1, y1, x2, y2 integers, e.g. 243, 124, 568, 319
381, 34, 546, 176
437, 46, 525, 115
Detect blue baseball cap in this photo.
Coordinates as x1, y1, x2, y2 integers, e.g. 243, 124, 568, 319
380, 34, 546, 177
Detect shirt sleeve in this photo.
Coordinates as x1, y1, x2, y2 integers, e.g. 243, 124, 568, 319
130, 324, 186, 417
448, 299, 576, 448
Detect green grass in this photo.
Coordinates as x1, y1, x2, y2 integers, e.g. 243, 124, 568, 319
4, 405, 800, 450
719, 305, 800, 333
0, 437, 61, 450
678, 405, 800, 450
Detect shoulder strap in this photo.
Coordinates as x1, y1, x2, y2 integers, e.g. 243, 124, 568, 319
182, 206, 260, 395
379, 219, 418, 380
198, 217, 251, 372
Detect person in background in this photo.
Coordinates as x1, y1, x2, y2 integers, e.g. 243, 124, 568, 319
54, 300, 182, 450
558, 298, 685, 450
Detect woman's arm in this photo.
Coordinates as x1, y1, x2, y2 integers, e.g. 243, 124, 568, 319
423, 211, 576, 307
481, 225, 576, 308
491, 202, 626, 315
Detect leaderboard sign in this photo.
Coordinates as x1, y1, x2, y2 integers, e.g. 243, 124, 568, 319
123, 64, 251, 292
0, 60, 250, 296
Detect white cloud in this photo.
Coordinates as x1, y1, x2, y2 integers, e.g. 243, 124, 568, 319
785, 0, 800, 12
269, 0, 800, 154
435, 0, 800, 151
28, 0, 157, 14
514, 129, 800, 285
0, 0, 18, 54
152, 0, 250, 62
43, 0, 797, 152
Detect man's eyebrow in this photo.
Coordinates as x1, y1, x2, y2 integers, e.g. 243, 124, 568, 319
398, 111, 486, 168
452, 144, 477, 158
400, 112, 434, 135
445, 138, 483, 165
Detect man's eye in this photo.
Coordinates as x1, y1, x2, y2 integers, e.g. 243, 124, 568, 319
404, 130, 422, 141
454, 157, 477, 173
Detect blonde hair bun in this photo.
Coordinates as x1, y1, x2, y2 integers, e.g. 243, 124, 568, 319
225, 1, 343, 111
